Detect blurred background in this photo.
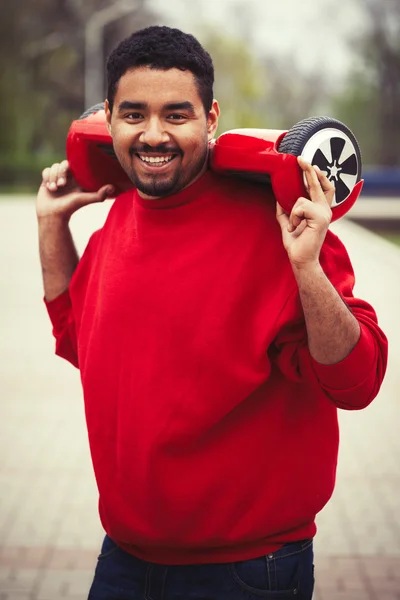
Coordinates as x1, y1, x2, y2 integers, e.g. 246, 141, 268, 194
1, 1, 400, 599
1, 0, 400, 189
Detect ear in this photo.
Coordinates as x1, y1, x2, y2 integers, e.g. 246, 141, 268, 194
207, 99, 220, 141
104, 99, 112, 135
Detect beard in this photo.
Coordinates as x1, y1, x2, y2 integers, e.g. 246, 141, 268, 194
114, 138, 209, 198
130, 166, 183, 198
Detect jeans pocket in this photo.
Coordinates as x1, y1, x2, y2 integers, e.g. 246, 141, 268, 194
97, 534, 121, 561
228, 540, 314, 598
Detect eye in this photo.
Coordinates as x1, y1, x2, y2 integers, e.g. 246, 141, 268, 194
125, 113, 143, 120
167, 114, 187, 121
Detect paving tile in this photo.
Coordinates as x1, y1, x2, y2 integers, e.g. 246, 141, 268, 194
0, 594, 33, 600
64, 571, 95, 597
1, 202, 400, 600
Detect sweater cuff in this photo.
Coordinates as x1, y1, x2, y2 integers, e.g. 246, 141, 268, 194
44, 290, 72, 330
311, 324, 376, 390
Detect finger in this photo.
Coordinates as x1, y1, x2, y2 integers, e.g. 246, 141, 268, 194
288, 208, 306, 232
47, 163, 63, 191
57, 160, 70, 186
313, 165, 335, 205
276, 201, 290, 230
42, 167, 51, 185
96, 184, 115, 201
298, 156, 319, 190
290, 211, 305, 231
46, 161, 71, 190
288, 198, 310, 231
297, 156, 325, 203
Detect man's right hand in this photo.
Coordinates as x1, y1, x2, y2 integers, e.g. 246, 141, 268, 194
36, 159, 115, 221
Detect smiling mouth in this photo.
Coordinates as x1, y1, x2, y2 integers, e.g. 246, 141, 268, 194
136, 154, 178, 167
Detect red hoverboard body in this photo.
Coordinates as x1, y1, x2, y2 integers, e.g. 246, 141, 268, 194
66, 106, 363, 221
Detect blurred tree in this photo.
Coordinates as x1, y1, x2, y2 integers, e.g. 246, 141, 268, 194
202, 30, 269, 134
334, 0, 400, 166
260, 56, 330, 130
200, 13, 329, 135
0, 0, 156, 189
332, 72, 379, 165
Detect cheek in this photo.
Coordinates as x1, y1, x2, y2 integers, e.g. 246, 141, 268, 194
112, 125, 136, 149
181, 129, 208, 158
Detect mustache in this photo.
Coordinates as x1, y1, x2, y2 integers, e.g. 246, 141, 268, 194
130, 144, 182, 156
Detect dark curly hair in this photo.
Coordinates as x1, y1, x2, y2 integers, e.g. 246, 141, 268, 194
106, 26, 214, 114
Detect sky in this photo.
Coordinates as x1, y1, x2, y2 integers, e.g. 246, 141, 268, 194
149, 0, 367, 82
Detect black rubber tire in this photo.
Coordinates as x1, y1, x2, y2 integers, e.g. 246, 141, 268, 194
76, 102, 117, 161
278, 116, 362, 205
78, 102, 105, 120
278, 116, 360, 165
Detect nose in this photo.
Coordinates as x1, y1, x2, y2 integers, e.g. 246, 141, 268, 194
139, 117, 170, 147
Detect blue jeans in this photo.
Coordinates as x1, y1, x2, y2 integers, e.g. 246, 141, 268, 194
88, 535, 314, 599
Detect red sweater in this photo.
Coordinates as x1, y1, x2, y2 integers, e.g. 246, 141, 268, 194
46, 170, 387, 564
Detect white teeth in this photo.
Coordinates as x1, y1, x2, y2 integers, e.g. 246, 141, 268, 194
139, 155, 174, 164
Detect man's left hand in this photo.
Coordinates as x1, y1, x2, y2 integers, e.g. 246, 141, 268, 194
276, 156, 335, 270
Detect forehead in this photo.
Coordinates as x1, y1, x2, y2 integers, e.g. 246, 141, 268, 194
114, 66, 203, 107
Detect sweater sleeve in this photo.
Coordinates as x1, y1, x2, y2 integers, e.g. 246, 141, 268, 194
45, 290, 79, 368
270, 231, 388, 410
43, 228, 102, 369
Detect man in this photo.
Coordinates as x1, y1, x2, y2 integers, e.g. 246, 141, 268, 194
37, 26, 387, 600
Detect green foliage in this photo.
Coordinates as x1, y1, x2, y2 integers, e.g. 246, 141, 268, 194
0, 153, 60, 193
379, 232, 400, 247
3, 0, 399, 193
0, 0, 155, 192
202, 30, 270, 133
201, 29, 330, 134
332, 71, 380, 165
333, 0, 400, 166
260, 57, 330, 131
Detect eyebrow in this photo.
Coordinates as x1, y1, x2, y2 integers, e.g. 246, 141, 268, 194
117, 101, 146, 112
164, 102, 196, 115
117, 100, 196, 115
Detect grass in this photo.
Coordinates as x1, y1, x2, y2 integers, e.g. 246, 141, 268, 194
0, 185, 37, 195
377, 232, 400, 247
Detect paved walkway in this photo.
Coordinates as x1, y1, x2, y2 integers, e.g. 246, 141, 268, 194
1, 197, 400, 600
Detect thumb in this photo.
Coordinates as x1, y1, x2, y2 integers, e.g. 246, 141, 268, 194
70, 185, 115, 211
276, 201, 290, 231
91, 184, 116, 203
